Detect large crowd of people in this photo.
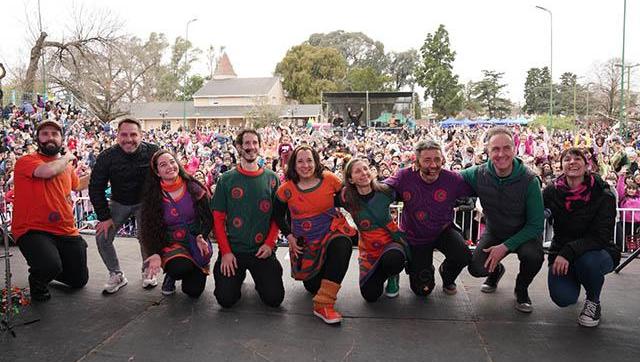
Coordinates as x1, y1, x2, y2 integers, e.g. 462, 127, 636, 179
0, 98, 634, 327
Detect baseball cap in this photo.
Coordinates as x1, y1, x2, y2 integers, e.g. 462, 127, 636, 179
36, 120, 63, 134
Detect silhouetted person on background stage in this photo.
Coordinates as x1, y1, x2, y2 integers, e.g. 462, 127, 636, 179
347, 107, 364, 127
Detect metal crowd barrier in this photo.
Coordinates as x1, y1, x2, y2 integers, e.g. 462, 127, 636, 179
73, 196, 137, 237
389, 203, 638, 253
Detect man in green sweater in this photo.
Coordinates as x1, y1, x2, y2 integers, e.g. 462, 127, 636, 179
461, 127, 544, 313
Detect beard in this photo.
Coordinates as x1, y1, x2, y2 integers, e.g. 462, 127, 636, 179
38, 140, 62, 156
241, 148, 258, 163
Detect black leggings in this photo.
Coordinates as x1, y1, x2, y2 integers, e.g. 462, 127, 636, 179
303, 236, 353, 294
164, 257, 207, 298
360, 249, 406, 302
18, 231, 89, 291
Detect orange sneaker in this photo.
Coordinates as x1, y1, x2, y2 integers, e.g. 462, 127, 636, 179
313, 305, 342, 324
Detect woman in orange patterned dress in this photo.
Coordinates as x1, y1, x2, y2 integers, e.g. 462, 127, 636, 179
274, 145, 356, 325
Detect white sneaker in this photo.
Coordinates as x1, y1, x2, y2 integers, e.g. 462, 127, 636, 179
103, 273, 128, 294
142, 272, 158, 289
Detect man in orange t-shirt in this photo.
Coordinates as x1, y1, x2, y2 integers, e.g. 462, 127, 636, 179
12, 120, 91, 301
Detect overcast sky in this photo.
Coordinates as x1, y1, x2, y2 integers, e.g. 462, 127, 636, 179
1, 0, 637, 104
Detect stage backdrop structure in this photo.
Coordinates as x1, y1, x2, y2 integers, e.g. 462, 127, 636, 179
322, 92, 414, 128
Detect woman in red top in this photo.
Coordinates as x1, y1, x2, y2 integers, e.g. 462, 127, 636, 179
274, 145, 356, 325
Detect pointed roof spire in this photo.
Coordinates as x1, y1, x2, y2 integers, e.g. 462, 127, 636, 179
213, 52, 237, 80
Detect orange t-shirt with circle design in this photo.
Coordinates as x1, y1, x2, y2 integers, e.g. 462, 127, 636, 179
11, 153, 79, 240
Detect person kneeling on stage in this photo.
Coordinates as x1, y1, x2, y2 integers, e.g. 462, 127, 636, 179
210, 129, 285, 309
339, 158, 408, 302
274, 146, 356, 324
12, 120, 91, 301
140, 150, 213, 298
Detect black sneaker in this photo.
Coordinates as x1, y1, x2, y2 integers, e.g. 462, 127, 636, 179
439, 264, 457, 295
480, 264, 505, 293
578, 300, 601, 327
29, 275, 51, 302
514, 288, 533, 313
161, 274, 176, 296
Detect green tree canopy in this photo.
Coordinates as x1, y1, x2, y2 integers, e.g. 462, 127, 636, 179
156, 36, 200, 101
275, 44, 347, 104
346, 66, 391, 91
523, 67, 552, 115
415, 24, 463, 118
387, 49, 418, 91
471, 70, 512, 118
307, 30, 386, 72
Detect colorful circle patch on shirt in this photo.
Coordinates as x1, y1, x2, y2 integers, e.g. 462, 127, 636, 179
170, 208, 179, 217
255, 232, 264, 244
259, 199, 271, 213
48, 211, 61, 223
301, 220, 313, 232
359, 219, 371, 229
172, 229, 186, 240
231, 187, 244, 199
232, 217, 243, 228
434, 189, 448, 202
415, 210, 427, 221
402, 191, 412, 201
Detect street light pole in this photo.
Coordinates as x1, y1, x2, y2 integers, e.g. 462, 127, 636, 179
183, 18, 198, 130
38, 0, 46, 102
536, 5, 553, 128
620, 0, 627, 136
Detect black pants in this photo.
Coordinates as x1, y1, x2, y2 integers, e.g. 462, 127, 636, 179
213, 252, 284, 308
303, 236, 353, 294
164, 257, 207, 298
17, 231, 89, 292
408, 227, 471, 296
468, 232, 544, 292
360, 249, 405, 302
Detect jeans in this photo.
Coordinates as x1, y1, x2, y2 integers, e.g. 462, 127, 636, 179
468, 233, 544, 292
18, 231, 89, 290
548, 249, 614, 306
95, 200, 145, 274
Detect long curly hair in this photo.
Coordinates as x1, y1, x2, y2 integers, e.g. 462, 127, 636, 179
139, 149, 208, 256
342, 158, 391, 214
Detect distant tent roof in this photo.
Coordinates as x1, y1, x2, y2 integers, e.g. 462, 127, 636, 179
439, 117, 531, 127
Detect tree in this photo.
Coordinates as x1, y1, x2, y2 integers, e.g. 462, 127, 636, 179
307, 31, 386, 73
592, 58, 622, 119
133, 32, 169, 101
244, 98, 283, 129
48, 35, 161, 122
180, 75, 205, 100
155, 36, 200, 101
415, 24, 464, 118
386, 49, 418, 90
345, 66, 391, 91
471, 70, 512, 118
275, 44, 347, 104
523, 67, 554, 115
23, 6, 121, 101
462, 81, 483, 118
557, 72, 577, 115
